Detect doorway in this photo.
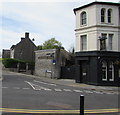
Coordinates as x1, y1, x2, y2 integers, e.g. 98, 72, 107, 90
80, 61, 88, 83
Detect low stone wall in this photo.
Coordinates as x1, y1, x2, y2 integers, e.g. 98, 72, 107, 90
2, 63, 34, 75
2, 67, 18, 72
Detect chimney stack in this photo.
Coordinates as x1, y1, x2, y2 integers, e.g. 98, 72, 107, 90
21, 37, 25, 41
25, 32, 29, 38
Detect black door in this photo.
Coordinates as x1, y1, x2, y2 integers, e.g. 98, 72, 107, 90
81, 61, 88, 83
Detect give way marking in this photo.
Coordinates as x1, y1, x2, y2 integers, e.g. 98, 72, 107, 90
34, 80, 56, 86
25, 81, 51, 91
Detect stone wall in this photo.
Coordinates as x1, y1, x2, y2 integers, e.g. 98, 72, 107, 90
35, 49, 73, 79
2, 50, 10, 58
35, 49, 61, 79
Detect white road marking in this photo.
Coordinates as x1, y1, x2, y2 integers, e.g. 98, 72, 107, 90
2, 87, 8, 89
84, 90, 93, 93
22, 88, 30, 90
93, 91, 103, 94
24, 81, 116, 95
38, 86, 51, 91
25, 81, 36, 90
54, 89, 62, 92
2, 86, 30, 90
63, 89, 72, 92
34, 80, 56, 86
73, 90, 83, 93
43, 88, 52, 91
25, 81, 51, 91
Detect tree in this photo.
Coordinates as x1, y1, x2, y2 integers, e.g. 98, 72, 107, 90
37, 45, 43, 50
68, 44, 75, 55
37, 38, 64, 50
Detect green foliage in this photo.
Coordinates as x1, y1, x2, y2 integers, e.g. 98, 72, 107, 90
37, 45, 43, 50
2, 58, 34, 68
2, 58, 19, 68
37, 38, 64, 50
115, 59, 120, 65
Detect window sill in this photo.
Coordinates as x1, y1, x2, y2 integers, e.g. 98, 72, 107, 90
109, 79, 114, 81
101, 22, 114, 25
80, 24, 87, 27
102, 79, 107, 81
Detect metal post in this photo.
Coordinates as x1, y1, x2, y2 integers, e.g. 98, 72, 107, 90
80, 95, 84, 115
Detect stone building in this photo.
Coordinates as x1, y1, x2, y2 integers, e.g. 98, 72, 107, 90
35, 49, 72, 79
2, 49, 10, 58
74, 1, 120, 86
9, 32, 37, 62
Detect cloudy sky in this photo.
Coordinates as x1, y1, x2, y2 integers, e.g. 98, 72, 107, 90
0, 0, 119, 53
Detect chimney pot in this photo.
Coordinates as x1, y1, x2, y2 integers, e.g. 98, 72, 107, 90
25, 32, 29, 38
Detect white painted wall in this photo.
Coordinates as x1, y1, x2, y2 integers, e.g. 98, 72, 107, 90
96, 4, 119, 26
75, 3, 120, 52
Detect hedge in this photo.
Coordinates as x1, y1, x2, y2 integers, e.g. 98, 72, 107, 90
2, 58, 20, 68
1, 58, 34, 68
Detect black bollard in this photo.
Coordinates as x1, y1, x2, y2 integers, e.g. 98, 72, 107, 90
80, 95, 84, 115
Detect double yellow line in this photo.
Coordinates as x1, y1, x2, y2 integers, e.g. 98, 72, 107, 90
0, 108, 119, 114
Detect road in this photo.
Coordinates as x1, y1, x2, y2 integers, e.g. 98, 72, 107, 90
1, 71, 119, 115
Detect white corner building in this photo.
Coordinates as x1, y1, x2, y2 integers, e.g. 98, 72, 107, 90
74, 1, 120, 86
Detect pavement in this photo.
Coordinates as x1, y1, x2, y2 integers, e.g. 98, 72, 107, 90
2, 71, 119, 94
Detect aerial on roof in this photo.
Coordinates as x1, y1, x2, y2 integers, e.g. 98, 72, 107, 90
73, 1, 120, 14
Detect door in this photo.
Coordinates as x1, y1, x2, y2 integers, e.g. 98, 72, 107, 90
81, 61, 88, 83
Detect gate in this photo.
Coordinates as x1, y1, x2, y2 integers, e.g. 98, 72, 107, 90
60, 65, 76, 79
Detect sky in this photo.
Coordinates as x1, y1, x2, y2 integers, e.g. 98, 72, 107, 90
0, 0, 119, 54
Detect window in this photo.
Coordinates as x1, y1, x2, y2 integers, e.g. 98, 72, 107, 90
108, 34, 113, 50
81, 35, 87, 51
101, 8, 105, 23
109, 62, 114, 81
81, 12, 87, 25
100, 39, 106, 50
108, 9, 112, 23
102, 61, 107, 81
100, 34, 107, 50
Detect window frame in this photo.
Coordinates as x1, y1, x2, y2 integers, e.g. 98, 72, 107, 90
81, 11, 87, 25
108, 34, 113, 50
109, 62, 114, 81
100, 33, 107, 51
101, 8, 106, 23
102, 61, 107, 81
108, 9, 112, 23
80, 35, 87, 51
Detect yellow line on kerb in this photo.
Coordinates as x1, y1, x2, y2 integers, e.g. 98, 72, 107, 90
0, 108, 119, 114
